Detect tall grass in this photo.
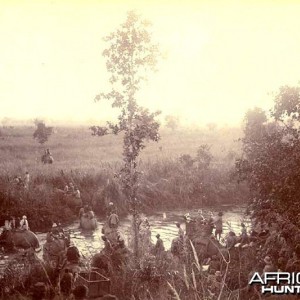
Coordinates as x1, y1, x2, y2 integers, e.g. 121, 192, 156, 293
0, 126, 247, 230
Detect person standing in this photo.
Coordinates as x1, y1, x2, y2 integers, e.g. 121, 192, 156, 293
24, 171, 30, 189
60, 268, 74, 298
175, 222, 184, 240
240, 223, 249, 244
214, 212, 223, 240
153, 234, 165, 257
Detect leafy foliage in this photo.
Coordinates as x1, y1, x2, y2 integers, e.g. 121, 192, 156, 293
91, 11, 161, 208
91, 11, 162, 257
165, 115, 180, 131
33, 119, 53, 145
237, 85, 300, 226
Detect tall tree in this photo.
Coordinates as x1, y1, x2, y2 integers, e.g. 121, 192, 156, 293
33, 119, 53, 145
165, 115, 180, 131
91, 11, 161, 258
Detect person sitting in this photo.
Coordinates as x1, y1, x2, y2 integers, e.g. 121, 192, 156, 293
50, 223, 65, 239
4, 220, 11, 230
86, 206, 94, 219
107, 202, 116, 216
101, 236, 113, 254
226, 231, 237, 250
74, 187, 81, 199
79, 206, 87, 219
9, 216, 16, 230
20, 215, 29, 230
64, 184, 69, 194
68, 182, 75, 194
108, 212, 119, 229
197, 209, 205, 223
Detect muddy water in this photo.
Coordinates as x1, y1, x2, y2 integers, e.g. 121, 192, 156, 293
36, 206, 250, 259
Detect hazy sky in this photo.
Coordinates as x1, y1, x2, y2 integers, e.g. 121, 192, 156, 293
1, 0, 300, 126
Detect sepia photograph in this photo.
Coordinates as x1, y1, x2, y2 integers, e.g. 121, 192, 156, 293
1, 0, 300, 299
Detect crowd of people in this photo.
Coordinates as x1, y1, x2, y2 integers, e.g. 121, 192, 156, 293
12, 171, 30, 189
79, 205, 94, 220
4, 215, 29, 231
4, 199, 299, 299
64, 182, 81, 199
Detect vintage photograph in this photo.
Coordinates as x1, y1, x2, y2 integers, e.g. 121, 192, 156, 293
1, 0, 300, 299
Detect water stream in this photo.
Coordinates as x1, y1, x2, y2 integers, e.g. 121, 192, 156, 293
36, 206, 250, 259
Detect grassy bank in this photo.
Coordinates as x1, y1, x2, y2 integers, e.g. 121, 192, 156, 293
0, 125, 248, 231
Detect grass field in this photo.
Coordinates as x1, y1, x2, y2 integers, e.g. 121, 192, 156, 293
0, 125, 242, 174
0, 124, 247, 230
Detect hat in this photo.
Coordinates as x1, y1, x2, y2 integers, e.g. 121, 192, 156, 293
109, 202, 114, 206
241, 223, 245, 227
156, 234, 160, 238
264, 256, 272, 264
52, 223, 57, 228
218, 212, 223, 216
22, 215, 27, 219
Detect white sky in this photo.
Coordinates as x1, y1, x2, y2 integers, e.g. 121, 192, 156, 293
1, 0, 300, 126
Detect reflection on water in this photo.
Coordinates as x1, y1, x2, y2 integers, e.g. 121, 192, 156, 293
37, 206, 250, 259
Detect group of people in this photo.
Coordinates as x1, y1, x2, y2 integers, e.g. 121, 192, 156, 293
79, 205, 94, 219
41, 148, 54, 164
182, 210, 224, 240
4, 215, 29, 231
12, 171, 30, 189
45, 222, 66, 243
64, 182, 81, 199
